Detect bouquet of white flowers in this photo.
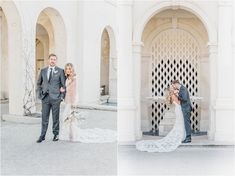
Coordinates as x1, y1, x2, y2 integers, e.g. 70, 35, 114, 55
64, 107, 88, 126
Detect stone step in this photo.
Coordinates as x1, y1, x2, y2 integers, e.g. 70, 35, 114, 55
139, 135, 235, 146
159, 124, 174, 136
164, 112, 175, 116
160, 118, 175, 125
162, 116, 175, 120
159, 131, 169, 136
162, 113, 175, 117
159, 124, 174, 131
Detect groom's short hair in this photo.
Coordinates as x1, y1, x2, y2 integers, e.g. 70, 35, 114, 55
171, 80, 180, 85
48, 53, 57, 59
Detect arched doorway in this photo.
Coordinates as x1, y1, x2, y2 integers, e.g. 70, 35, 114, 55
35, 7, 66, 82
35, 24, 49, 80
100, 29, 110, 97
139, 9, 210, 137
100, 26, 117, 103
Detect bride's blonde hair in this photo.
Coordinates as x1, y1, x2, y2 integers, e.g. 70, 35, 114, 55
164, 86, 173, 105
64, 63, 76, 78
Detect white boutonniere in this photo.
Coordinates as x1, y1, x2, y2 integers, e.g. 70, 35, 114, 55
53, 70, 58, 74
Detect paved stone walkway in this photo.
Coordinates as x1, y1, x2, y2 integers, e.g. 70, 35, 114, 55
2, 102, 235, 175
1, 109, 117, 175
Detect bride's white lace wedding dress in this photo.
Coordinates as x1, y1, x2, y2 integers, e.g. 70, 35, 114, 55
136, 101, 186, 152
59, 76, 116, 143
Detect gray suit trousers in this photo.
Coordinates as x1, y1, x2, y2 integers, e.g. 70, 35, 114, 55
40, 95, 61, 137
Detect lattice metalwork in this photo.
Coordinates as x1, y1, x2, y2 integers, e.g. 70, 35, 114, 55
150, 28, 200, 133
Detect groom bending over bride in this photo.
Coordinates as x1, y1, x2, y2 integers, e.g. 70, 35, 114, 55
171, 80, 192, 143
36, 53, 66, 143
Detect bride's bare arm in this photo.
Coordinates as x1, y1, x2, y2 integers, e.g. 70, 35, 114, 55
171, 94, 181, 104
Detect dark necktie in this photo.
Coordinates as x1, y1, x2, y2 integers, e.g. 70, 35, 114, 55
48, 68, 53, 82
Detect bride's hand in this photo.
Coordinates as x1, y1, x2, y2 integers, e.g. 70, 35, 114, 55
60, 87, 65, 93
173, 89, 179, 94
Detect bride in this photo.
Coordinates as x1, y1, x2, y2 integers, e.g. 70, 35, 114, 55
136, 86, 186, 152
59, 63, 116, 143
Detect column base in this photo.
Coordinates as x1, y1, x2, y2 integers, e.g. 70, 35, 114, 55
214, 98, 235, 143
207, 129, 215, 140
118, 98, 136, 143
214, 130, 235, 143
135, 130, 142, 140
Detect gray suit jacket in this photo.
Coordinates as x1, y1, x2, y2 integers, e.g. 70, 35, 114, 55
37, 66, 66, 100
178, 85, 192, 112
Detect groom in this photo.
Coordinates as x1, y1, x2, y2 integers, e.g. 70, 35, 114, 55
36, 53, 66, 143
171, 80, 192, 143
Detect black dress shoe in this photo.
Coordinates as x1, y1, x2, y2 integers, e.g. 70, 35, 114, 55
182, 139, 191, 143
36, 136, 45, 143
53, 135, 59, 141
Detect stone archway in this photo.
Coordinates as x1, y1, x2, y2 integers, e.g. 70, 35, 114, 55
35, 7, 67, 71
141, 9, 209, 137
133, 3, 217, 140
133, 1, 216, 43
100, 26, 117, 103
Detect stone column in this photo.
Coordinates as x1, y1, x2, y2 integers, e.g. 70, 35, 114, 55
133, 42, 143, 139
7, 15, 24, 115
207, 43, 218, 140
21, 17, 36, 115
233, 2, 235, 128
214, 1, 234, 142
109, 55, 117, 102
140, 53, 151, 132
199, 51, 210, 132
117, 0, 136, 143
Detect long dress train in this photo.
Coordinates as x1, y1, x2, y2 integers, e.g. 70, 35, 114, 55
136, 102, 186, 152
59, 76, 116, 143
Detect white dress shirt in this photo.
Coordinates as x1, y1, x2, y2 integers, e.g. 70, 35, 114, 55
47, 66, 55, 80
